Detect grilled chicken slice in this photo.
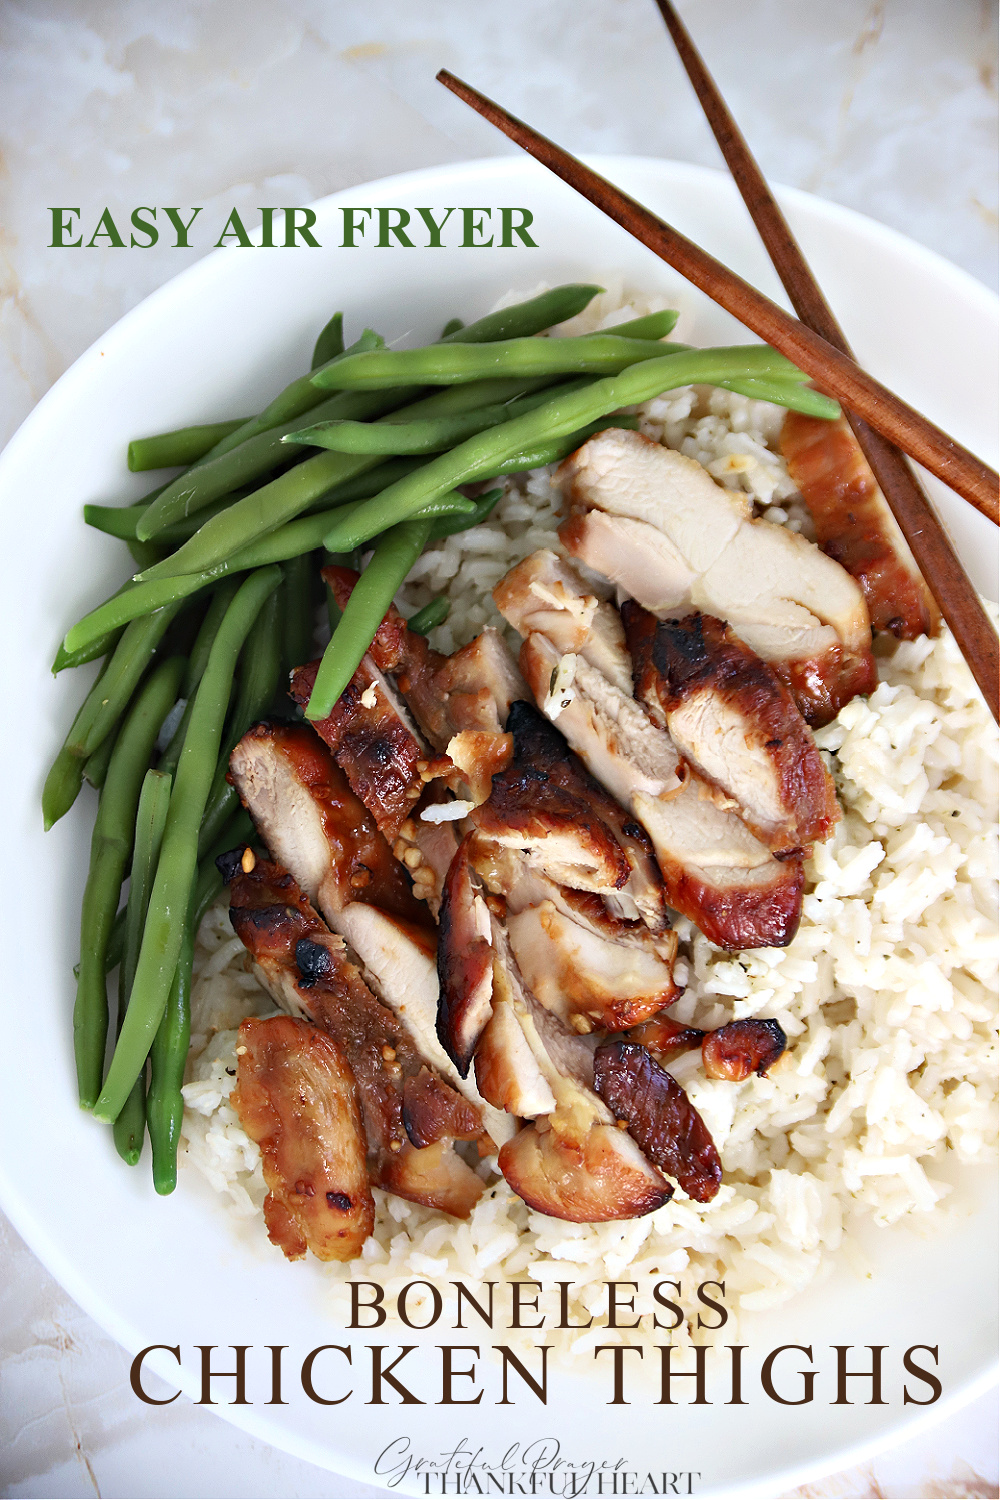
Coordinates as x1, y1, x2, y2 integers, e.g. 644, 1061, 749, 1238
434, 627, 530, 736
325, 567, 528, 747
228, 720, 427, 925
633, 784, 804, 949
286, 661, 452, 911
593, 1040, 722, 1203
624, 1013, 787, 1080
496, 551, 683, 805
623, 604, 839, 854
436, 835, 495, 1078
497, 555, 804, 950
506, 901, 679, 1034
473, 700, 667, 931
625, 1014, 705, 1060
437, 831, 679, 1050
494, 551, 633, 695
392, 803, 461, 915
227, 730, 509, 1142
557, 428, 876, 725
463, 838, 680, 1028
231, 1014, 374, 1262
475, 919, 673, 1222
227, 859, 484, 1217
518, 630, 684, 809
781, 412, 938, 641
326, 898, 513, 1146
299, 582, 524, 882
443, 730, 514, 807
289, 656, 428, 844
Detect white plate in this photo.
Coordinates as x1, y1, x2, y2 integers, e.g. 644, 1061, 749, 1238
1, 157, 996, 1499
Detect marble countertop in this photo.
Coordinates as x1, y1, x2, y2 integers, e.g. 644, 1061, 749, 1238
1, 2, 996, 1496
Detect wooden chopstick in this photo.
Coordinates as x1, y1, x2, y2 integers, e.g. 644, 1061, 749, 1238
651, 0, 999, 722
436, 68, 1000, 532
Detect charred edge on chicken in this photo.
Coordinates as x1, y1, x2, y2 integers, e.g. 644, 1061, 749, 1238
701, 1018, 787, 1081
436, 836, 494, 1077
593, 1041, 722, 1203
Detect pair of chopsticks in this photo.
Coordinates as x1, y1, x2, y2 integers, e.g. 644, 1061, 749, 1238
436, 18, 1000, 724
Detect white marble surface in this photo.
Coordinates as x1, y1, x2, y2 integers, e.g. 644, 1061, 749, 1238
1, 2, 996, 1496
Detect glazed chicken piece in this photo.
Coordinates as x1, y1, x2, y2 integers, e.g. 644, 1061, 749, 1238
623, 603, 839, 854
626, 1014, 788, 1080
557, 427, 876, 725
439, 833, 680, 1047
632, 784, 804, 950
289, 656, 428, 845
323, 565, 454, 751
593, 1040, 722, 1202
781, 412, 938, 640
436, 829, 680, 1066
625, 1014, 705, 1060
231, 1014, 374, 1262
433, 627, 529, 736
326, 898, 515, 1143
227, 724, 511, 1143
228, 720, 427, 924
325, 565, 527, 749
472, 699, 668, 932
505, 900, 679, 1035
493, 550, 633, 694
701, 1017, 787, 1081
518, 626, 685, 809
495, 552, 805, 950
226, 859, 485, 1217
287, 656, 452, 910
497, 551, 684, 808
436, 835, 495, 1077
474, 919, 674, 1222
291, 591, 523, 895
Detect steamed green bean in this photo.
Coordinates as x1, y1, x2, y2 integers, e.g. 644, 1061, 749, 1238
128, 420, 251, 473
406, 596, 450, 635
437, 284, 602, 344
52, 628, 122, 675
285, 381, 592, 457
279, 552, 318, 682
148, 806, 254, 1194
305, 520, 432, 721
311, 311, 344, 370
428, 487, 503, 538
44, 604, 185, 829
198, 327, 384, 461
137, 284, 604, 543
113, 766, 172, 1163
197, 587, 283, 855
64, 491, 475, 656
319, 489, 474, 553
311, 333, 685, 391
134, 379, 571, 583
73, 656, 185, 1108
147, 924, 193, 1194
82, 730, 117, 790
136, 332, 387, 540
92, 566, 282, 1125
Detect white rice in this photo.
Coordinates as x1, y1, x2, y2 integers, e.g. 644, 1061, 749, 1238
179, 285, 998, 1350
